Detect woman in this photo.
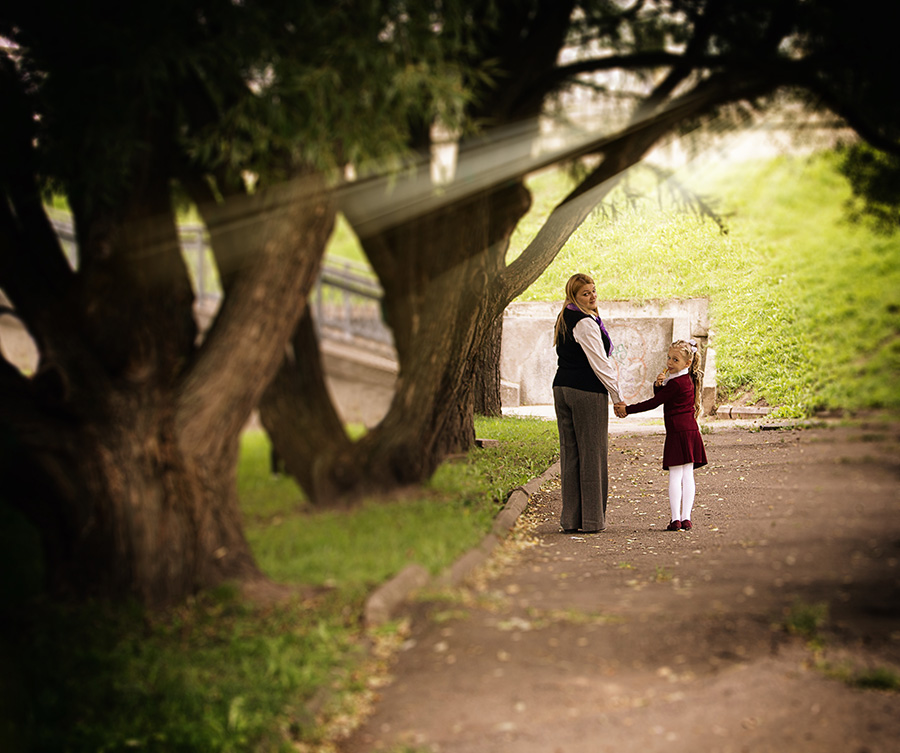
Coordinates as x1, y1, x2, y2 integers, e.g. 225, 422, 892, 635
552, 273, 625, 533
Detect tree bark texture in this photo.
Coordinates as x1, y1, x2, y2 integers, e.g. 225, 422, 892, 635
238, 0, 798, 506
474, 314, 503, 417
257, 306, 352, 497
289, 77, 767, 503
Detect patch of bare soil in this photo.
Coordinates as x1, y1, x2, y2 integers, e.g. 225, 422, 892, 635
238, 577, 315, 607
339, 423, 900, 753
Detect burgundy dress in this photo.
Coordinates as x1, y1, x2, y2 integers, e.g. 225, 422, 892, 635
626, 375, 707, 470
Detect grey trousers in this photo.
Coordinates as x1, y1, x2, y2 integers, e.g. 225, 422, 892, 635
553, 386, 609, 532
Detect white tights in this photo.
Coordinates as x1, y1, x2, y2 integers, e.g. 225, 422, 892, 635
668, 463, 695, 522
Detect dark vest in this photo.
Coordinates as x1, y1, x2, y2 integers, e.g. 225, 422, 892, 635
552, 307, 612, 394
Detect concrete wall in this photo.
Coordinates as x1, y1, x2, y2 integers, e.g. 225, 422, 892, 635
501, 298, 715, 412
320, 338, 397, 427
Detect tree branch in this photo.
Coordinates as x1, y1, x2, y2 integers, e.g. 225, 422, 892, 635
535, 0, 792, 114
0, 349, 54, 442
550, 51, 687, 81
645, 164, 730, 233
500, 71, 776, 301
176, 175, 336, 459
797, 74, 900, 157
639, 0, 723, 114
493, 0, 579, 121
0, 348, 27, 393
0, 199, 54, 357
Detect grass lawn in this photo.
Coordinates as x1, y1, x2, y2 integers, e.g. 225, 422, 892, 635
327, 151, 900, 416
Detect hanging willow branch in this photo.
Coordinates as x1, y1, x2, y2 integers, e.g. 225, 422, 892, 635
646, 163, 730, 234
581, 162, 731, 233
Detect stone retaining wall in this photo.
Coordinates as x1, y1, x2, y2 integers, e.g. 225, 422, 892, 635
500, 298, 716, 415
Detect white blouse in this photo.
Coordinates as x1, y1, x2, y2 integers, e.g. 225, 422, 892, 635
663, 367, 689, 385
572, 317, 624, 404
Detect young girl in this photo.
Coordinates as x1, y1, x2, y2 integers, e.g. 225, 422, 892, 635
618, 340, 707, 531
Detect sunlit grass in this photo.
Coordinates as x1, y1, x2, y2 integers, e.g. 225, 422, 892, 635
237, 430, 310, 520
325, 212, 370, 267
240, 416, 558, 587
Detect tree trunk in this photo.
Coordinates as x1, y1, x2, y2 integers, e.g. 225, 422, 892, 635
290, 113, 680, 501
3, 354, 264, 609
257, 306, 352, 498
76, 397, 255, 604
1, 173, 335, 606
261, 74, 766, 504
302, 180, 532, 499
474, 314, 503, 417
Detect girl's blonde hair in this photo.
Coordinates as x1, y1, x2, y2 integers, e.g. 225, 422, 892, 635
670, 339, 704, 417
553, 273, 595, 346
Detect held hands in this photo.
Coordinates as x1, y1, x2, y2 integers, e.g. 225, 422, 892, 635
613, 402, 627, 418
654, 371, 667, 387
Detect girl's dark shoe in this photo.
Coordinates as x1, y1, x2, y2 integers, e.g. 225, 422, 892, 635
666, 520, 682, 531
681, 519, 693, 530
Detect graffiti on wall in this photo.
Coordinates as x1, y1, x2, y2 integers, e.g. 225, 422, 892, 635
607, 321, 670, 402
498, 309, 677, 406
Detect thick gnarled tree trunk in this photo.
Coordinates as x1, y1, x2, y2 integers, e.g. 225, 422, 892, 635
45, 394, 257, 605
1, 173, 336, 607
262, 180, 533, 503
257, 307, 353, 497
474, 315, 503, 417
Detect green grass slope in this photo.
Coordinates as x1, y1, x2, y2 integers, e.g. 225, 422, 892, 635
514, 152, 900, 417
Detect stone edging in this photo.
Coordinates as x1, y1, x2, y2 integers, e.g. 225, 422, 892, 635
363, 460, 562, 627
715, 404, 771, 419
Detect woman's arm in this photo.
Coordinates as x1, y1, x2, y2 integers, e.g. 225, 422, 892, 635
572, 318, 623, 403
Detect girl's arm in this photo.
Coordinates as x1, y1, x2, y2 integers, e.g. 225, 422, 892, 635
625, 380, 675, 415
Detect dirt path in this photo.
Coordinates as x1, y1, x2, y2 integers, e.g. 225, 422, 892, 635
340, 423, 900, 753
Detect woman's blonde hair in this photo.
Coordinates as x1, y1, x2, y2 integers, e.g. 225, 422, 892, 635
553, 273, 595, 346
670, 339, 704, 417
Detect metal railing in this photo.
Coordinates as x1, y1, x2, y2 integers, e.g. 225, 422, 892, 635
49, 216, 394, 350
313, 257, 393, 347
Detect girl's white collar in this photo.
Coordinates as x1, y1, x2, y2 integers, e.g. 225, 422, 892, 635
663, 367, 689, 385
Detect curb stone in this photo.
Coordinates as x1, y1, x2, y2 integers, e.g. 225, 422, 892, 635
363, 563, 430, 626
363, 460, 562, 627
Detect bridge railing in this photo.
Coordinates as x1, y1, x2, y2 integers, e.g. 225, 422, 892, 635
49, 216, 394, 351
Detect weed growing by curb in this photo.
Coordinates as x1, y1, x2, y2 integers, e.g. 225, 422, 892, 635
818, 661, 900, 692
